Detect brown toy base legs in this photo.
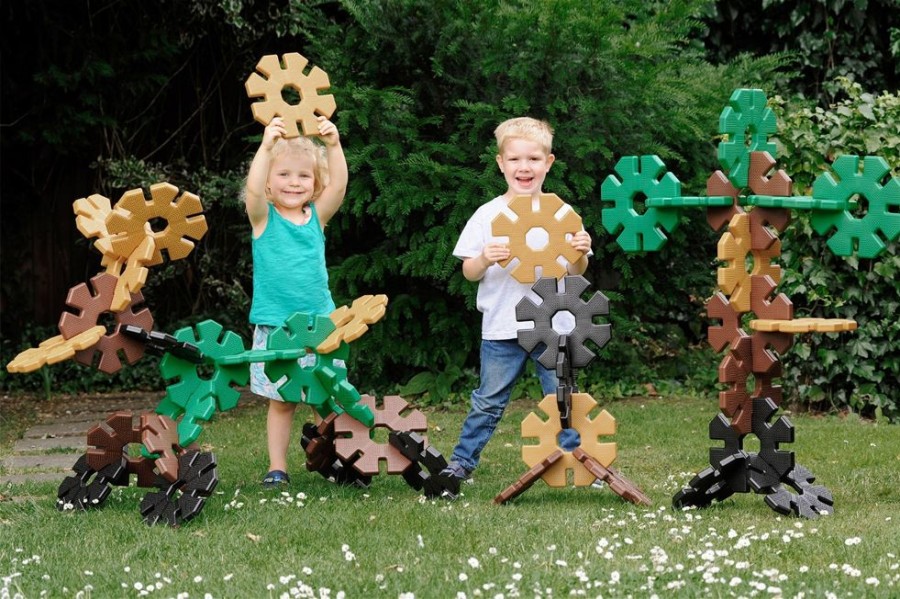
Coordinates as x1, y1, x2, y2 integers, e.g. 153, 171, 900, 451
572, 447, 651, 505
494, 450, 565, 505
494, 448, 652, 506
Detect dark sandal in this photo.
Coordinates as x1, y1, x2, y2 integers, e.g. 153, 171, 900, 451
262, 470, 290, 488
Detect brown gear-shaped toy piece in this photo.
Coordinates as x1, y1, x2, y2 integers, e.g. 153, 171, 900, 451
751, 330, 792, 375
106, 183, 207, 266
317, 295, 389, 354
750, 237, 784, 284
492, 193, 584, 283
142, 413, 183, 483
706, 170, 743, 231
521, 393, 616, 487
749, 207, 791, 252
717, 212, 752, 312
86, 411, 156, 487
334, 395, 427, 475
718, 336, 754, 434
707, 292, 748, 353
245, 53, 337, 138
748, 151, 792, 197
750, 275, 793, 321
6, 326, 105, 373
58, 273, 154, 374
573, 448, 651, 505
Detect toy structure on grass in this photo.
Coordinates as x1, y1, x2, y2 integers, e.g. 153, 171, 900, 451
600, 88, 899, 518
5, 53, 458, 527
486, 194, 651, 506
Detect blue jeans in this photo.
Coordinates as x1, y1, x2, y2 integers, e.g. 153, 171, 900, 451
450, 339, 580, 473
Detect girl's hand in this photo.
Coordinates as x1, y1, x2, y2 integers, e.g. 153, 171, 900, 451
316, 116, 340, 146
262, 117, 287, 149
570, 230, 592, 254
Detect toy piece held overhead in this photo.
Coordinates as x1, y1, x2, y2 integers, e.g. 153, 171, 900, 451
245, 53, 337, 137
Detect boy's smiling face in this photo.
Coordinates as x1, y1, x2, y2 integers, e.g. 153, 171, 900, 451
496, 137, 555, 199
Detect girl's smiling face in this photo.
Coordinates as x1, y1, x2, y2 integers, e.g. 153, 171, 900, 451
496, 137, 555, 198
267, 151, 317, 213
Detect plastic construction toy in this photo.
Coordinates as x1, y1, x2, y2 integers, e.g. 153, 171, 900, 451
245, 52, 337, 138
7, 180, 455, 525
490, 203, 651, 505
599, 88, 899, 519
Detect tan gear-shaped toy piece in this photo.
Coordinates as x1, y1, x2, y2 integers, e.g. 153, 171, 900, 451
717, 212, 752, 312
750, 318, 858, 333
6, 326, 105, 373
317, 295, 389, 354
106, 183, 207, 266
334, 395, 427, 475
104, 235, 156, 312
245, 53, 337, 138
492, 193, 584, 283
521, 393, 616, 487
74, 193, 113, 243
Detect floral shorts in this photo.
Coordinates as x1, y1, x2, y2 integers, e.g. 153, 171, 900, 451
249, 324, 344, 401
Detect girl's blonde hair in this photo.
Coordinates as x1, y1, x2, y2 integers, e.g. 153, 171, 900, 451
269, 136, 330, 200
494, 117, 554, 155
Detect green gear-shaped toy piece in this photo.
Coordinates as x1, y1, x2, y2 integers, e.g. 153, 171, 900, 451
178, 390, 217, 447
317, 356, 375, 426
600, 155, 682, 252
809, 155, 900, 258
717, 89, 778, 188
159, 320, 249, 419
264, 312, 344, 413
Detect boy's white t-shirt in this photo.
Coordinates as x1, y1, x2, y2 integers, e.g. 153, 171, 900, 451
453, 195, 587, 340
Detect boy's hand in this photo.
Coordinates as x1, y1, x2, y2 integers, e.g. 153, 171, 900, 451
316, 116, 340, 146
570, 230, 592, 254
262, 117, 286, 150
482, 242, 510, 265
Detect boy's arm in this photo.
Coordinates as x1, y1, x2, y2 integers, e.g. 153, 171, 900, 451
314, 117, 348, 228
566, 230, 591, 275
245, 118, 286, 229
462, 242, 510, 281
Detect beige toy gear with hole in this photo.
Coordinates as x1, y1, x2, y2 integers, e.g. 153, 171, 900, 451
521, 393, 617, 487
317, 294, 389, 354
106, 183, 207, 266
245, 53, 337, 138
717, 212, 752, 313
492, 193, 584, 283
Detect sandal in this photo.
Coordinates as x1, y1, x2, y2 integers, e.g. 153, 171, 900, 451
261, 470, 290, 488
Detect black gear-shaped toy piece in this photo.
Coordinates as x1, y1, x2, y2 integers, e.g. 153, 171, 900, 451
748, 397, 795, 492
516, 275, 611, 370
300, 418, 371, 487
56, 453, 126, 511
764, 464, 834, 519
389, 431, 460, 499
672, 453, 745, 510
708, 414, 750, 494
139, 450, 218, 526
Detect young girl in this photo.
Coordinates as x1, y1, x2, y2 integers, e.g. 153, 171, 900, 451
244, 115, 348, 487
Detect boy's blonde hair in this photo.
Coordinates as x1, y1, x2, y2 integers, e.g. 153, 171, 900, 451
269, 136, 330, 200
494, 117, 554, 155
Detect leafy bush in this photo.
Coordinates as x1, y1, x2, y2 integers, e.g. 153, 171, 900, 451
771, 78, 900, 421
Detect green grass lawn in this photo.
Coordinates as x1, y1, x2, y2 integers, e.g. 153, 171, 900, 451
1, 394, 898, 598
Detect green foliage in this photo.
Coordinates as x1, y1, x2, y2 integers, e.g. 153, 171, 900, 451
702, 0, 900, 105
771, 79, 900, 421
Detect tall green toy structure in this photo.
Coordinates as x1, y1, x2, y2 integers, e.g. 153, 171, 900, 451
5, 53, 458, 526
600, 88, 899, 518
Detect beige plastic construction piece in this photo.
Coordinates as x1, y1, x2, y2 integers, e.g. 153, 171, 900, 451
106, 183, 207, 266
6, 326, 105, 373
521, 393, 616, 487
750, 318, 858, 333
492, 193, 584, 283
106, 236, 155, 312
317, 294, 389, 354
717, 212, 752, 312
245, 53, 337, 138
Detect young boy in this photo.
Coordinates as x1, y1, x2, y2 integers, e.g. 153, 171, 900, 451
442, 117, 592, 481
